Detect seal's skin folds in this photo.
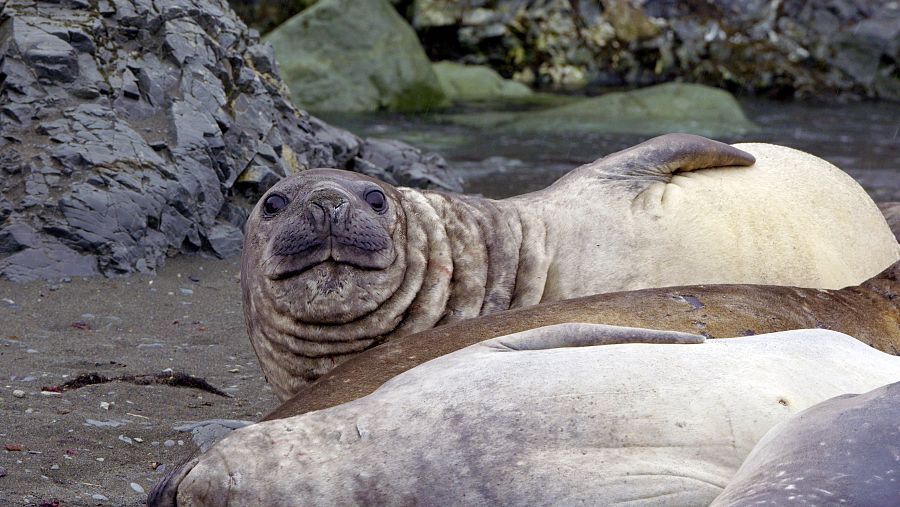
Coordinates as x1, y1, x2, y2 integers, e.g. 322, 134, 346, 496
242, 134, 900, 400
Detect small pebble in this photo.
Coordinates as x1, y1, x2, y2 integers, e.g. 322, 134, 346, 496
48, 284, 60, 291
91, 493, 108, 502
118, 435, 133, 445
163, 439, 175, 448
0, 466, 7, 477
95, 457, 104, 462
100, 401, 111, 410
130, 482, 145, 494
133, 437, 143, 443
12, 390, 25, 398
50, 464, 59, 470
179, 288, 193, 295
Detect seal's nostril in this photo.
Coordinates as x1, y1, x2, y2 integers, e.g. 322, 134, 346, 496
309, 202, 328, 227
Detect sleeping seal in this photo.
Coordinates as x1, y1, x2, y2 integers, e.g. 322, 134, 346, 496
164, 327, 900, 506
241, 134, 900, 400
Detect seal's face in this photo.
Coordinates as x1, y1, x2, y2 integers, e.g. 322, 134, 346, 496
245, 169, 406, 324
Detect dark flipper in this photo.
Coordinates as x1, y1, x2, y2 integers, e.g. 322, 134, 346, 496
563, 133, 756, 184
484, 322, 705, 351
146, 454, 200, 507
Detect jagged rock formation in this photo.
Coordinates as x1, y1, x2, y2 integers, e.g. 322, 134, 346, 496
0, 0, 460, 282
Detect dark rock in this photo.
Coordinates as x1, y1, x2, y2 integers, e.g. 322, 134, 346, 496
0, 0, 457, 281
0, 222, 39, 254
216, 202, 249, 230
409, 0, 900, 100
173, 419, 253, 452
356, 138, 463, 192
205, 223, 244, 258
0, 238, 98, 282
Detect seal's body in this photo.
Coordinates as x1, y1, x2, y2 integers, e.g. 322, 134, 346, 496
711, 381, 900, 506
242, 134, 900, 400
147, 263, 900, 506
169, 328, 900, 506
263, 260, 900, 420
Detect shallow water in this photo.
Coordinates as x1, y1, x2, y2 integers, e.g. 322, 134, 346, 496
322, 98, 900, 201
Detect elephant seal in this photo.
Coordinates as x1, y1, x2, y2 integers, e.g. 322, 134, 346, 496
711, 381, 900, 506
263, 259, 900, 421
242, 133, 900, 401
161, 327, 900, 506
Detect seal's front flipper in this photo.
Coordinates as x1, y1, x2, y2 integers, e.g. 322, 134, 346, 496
146, 453, 200, 507
572, 133, 755, 183
484, 323, 705, 351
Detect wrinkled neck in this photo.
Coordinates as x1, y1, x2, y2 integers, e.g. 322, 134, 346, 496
396, 189, 547, 333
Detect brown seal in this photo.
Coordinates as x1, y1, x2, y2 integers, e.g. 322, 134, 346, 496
879, 201, 900, 240
242, 134, 899, 401
263, 260, 900, 421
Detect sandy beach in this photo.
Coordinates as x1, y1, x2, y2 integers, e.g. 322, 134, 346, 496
0, 255, 276, 506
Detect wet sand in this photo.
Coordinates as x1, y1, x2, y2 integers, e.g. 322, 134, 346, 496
0, 255, 276, 506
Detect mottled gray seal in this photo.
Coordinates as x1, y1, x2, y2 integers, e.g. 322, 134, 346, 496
166, 328, 900, 506
242, 134, 900, 400
711, 380, 900, 506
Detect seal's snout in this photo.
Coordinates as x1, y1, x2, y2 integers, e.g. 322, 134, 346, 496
262, 183, 395, 281
307, 188, 351, 231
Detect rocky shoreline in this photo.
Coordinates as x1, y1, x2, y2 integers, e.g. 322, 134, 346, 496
0, 0, 459, 283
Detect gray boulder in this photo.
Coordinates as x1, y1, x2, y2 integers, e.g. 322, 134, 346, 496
433, 61, 532, 101
447, 83, 756, 137
265, 0, 447, 112
0, 0, 458, 282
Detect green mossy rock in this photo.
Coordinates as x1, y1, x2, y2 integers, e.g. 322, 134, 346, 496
447, 83, 757, 137
433, 61, 532, 101
265, 0, 447, 112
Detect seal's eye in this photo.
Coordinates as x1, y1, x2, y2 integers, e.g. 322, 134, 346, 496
263, 193, 288, 215
365, 189, 387, 213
